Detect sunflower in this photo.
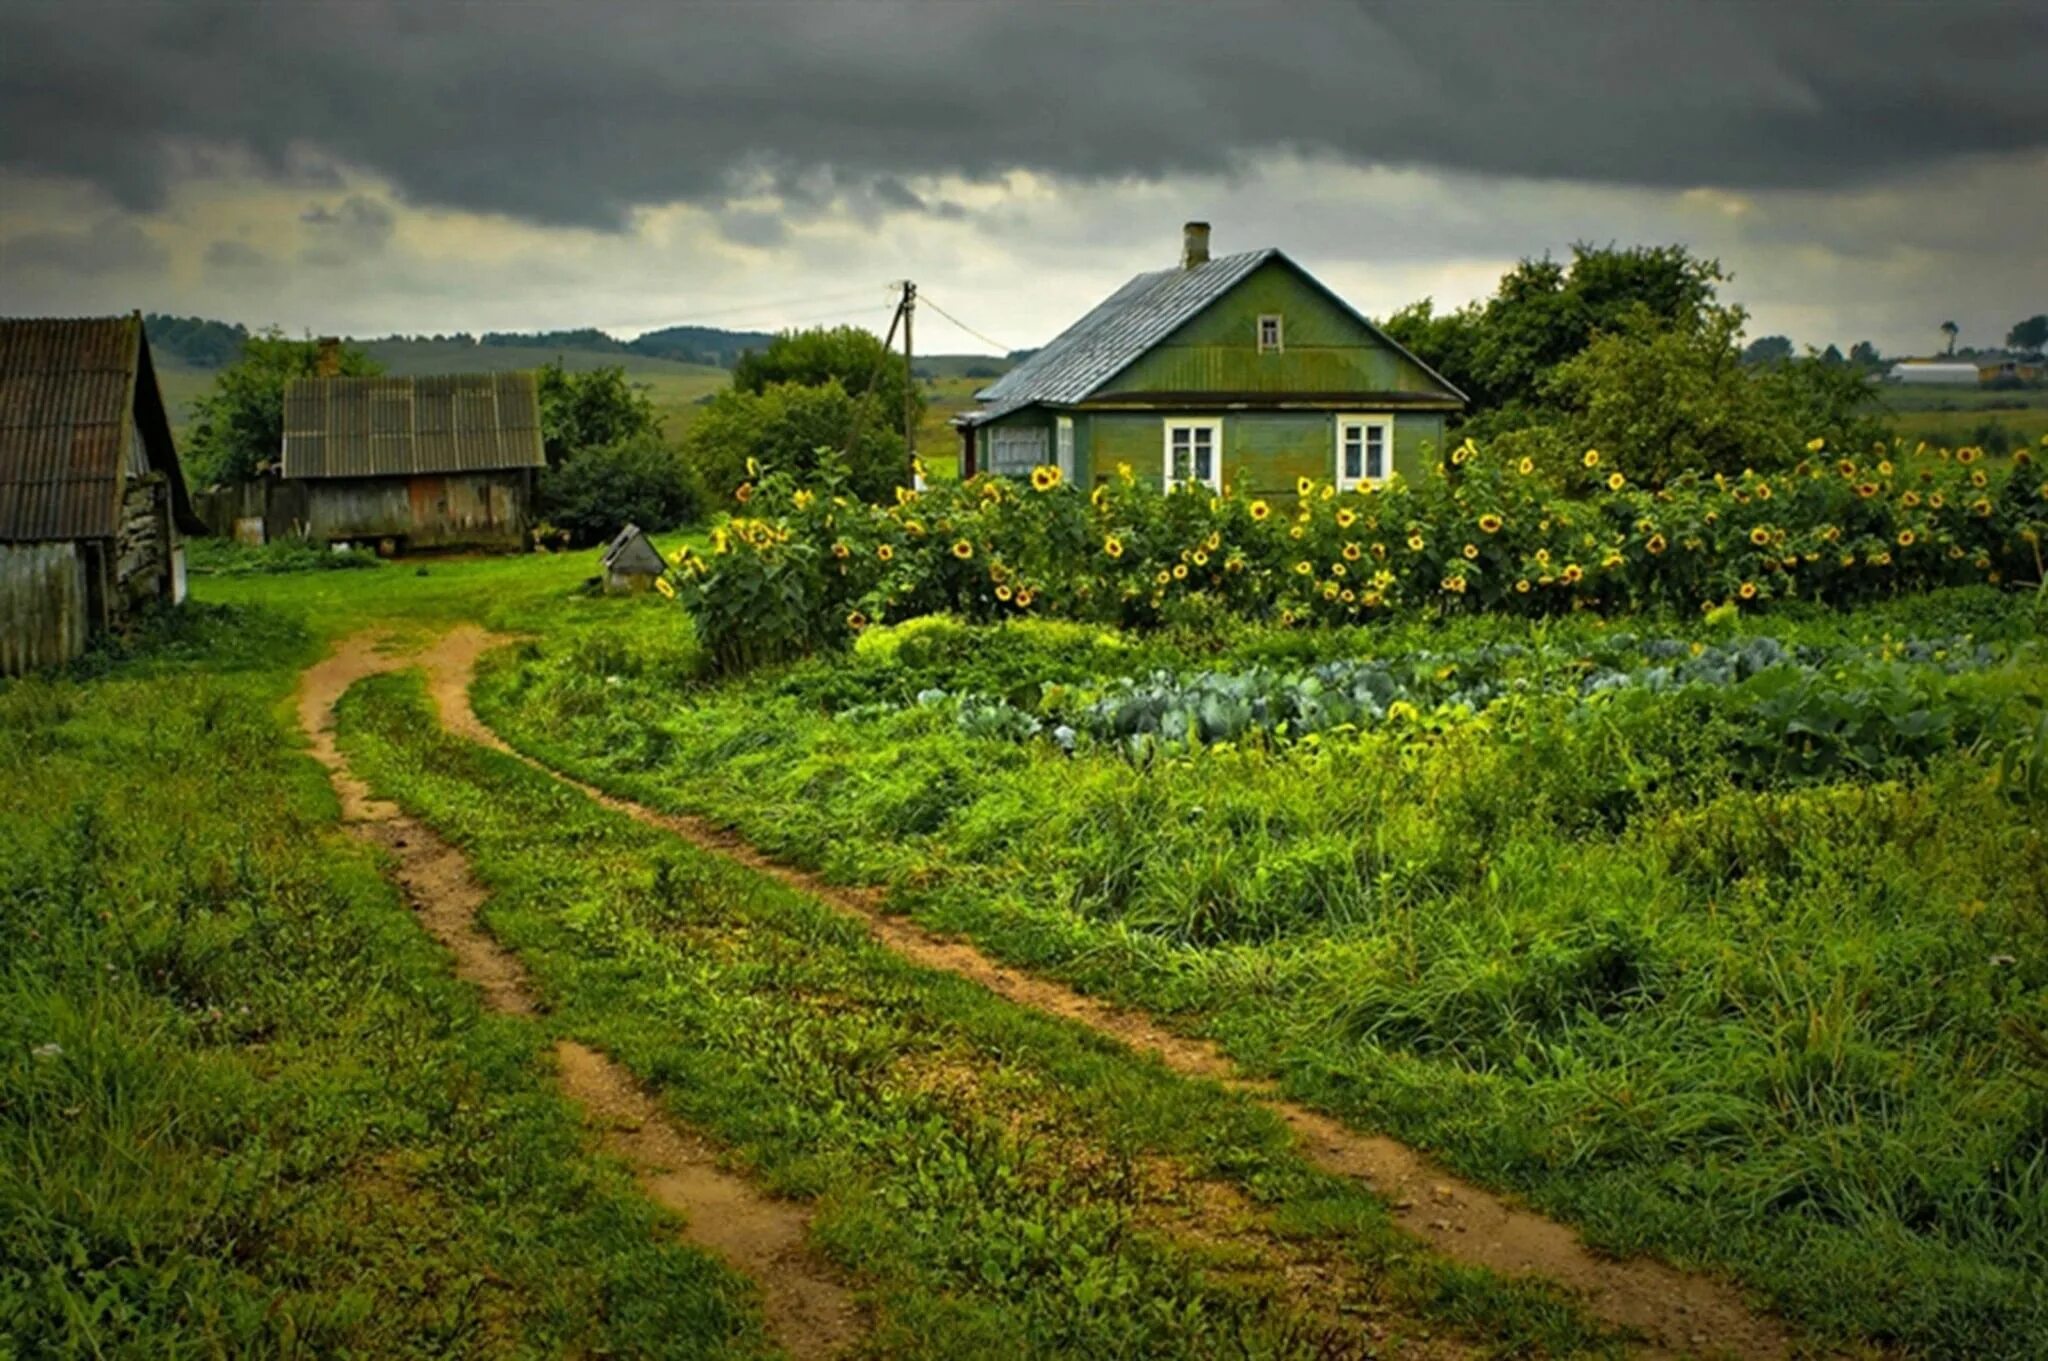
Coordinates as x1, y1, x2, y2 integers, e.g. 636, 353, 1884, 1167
1406, 532, 1425, 552
1250, 499, 1272, 521
1172, 563, 1189, 580
1155, 569, 1172, 585
654, 576, 676, 599
1601, 551, 1624, 569
1806, 437, 1826, 453
891, 486, 914, 506
1970, 469, 1989, 489
1897, 529, 1916, 547
1102, 536, 1124, 558
1517, 456, 1535, 476
1534, 548, 1551, 566
1462, 543, 1479, 560
1015, 589, 1035, 608
1030, 465, 1062, 492
832, 541, 851, 559
877, 543, 895, 562
1646, 533, 1667, 555
1856, 482, 1879, 499
1342, 542, 1362, 561
793, 489, 817, 509
1749, 526, 1772, 546
1958, 446, 1980, 465
1294, 561, 1314, 576
1738, 581, 1758, 600
1560, 563, 1583, 584
1296, 476, 1315, 496
1322, 581, 1341, 600
1289, 525, 1305, 540
1478, 513, 1503, 534
995, 584, 1014, 601
1331, 562, 1348, 578
1582, 448, 1601, 468
846, 610, 868, 630
1192, 549, 1209, 567
1335, 507, 1358, 529
1372, 542, 1388, 559
1362, 591, 1383, 608
1607, 471, 1626, 491
1837, 458, 1858, 478
1901, 490, 1922, 508
1877, 459, 1894, 477
1515, 578, 1532, 593
735, 482, 755, 504
1091, 485, 1108, 507
1971, 497, 1993, 516
951, 539, 974, 559
1929, 491, 1946, 509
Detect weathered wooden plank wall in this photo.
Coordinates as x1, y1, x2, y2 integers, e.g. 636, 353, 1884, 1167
0, 541, 90, 675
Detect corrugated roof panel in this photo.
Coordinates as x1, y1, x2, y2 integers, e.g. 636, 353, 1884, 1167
0, 316, 137, 541
281, 372, 546, 478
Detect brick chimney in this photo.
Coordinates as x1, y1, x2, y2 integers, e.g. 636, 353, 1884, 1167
1181, 221, 1211, 270
315, 336, 341, 377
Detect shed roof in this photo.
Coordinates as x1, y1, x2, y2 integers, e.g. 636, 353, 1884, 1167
964, 249, 1465, 425
0, 315, 201, 542
601, 523, 667, 575
282, 372, 546, 479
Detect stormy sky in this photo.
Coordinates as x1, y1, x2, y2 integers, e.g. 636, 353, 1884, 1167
2, 0, 2043, 356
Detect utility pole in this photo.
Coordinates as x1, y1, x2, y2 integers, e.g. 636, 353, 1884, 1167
900, 280, 918, 480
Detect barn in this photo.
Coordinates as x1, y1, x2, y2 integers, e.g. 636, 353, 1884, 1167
281, 371, 545, 552
956, 223, 1466, 492
1, 315, 204, 676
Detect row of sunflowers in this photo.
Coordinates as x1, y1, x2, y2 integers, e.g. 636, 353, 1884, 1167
665, 435, 2048, 672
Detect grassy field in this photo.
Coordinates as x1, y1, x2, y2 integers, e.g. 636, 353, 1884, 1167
478, 587, 2048, 1358
1871, 384, 2048, 453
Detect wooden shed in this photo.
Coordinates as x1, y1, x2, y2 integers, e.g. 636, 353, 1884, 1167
281, 372, 545, 552
600, 523, 668, 594
1, 315, 203, 675
955, 223, 1465, 494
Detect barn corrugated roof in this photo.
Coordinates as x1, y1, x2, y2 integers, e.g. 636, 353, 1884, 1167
0, 315, 200, 542
282, 372, 546, 478
963, 248, 1466, 425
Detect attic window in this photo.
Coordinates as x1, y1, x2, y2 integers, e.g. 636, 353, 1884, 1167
1258, 314, 1283, 353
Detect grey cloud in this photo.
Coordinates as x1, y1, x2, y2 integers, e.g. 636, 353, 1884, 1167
299, 194, 396, 251
717, 209, 788, 250
202, 238, 270, 271
0, 1, 2041, 231
3, 218, 166, 276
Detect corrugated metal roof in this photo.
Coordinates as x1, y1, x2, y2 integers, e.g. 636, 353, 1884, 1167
0, 316, 156, 542
962, 248, 1467, 426
282, 372, 546, 478
970, 250, 1275, 423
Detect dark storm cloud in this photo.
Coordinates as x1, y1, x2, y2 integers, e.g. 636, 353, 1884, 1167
202, 239, 269, 271
298, 195, 397, 261
5, 218, 165, 276
1, 1, 2041, 230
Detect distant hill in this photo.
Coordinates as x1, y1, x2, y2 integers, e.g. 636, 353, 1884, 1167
627, 325, 779, 367
914, 353, 1015, 380
144, 315, 783, 372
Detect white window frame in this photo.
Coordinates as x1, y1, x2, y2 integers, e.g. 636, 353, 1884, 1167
1334, 414, 1394, 490
1257, 313, 1283, 353
1162, 417, 1224, 492
1055, 415, 1075, 480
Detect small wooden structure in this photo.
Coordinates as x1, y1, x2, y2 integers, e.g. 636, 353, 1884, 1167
280, 372, 545, 552
601, 523, 668, 594
1, 315, 203, 675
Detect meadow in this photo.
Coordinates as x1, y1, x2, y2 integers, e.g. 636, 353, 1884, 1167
1872, 383, 2048, 454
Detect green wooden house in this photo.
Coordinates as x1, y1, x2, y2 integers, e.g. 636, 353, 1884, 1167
955, 224, 1465, 495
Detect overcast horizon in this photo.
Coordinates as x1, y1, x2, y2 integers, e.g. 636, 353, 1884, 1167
3, 0, 2044, 358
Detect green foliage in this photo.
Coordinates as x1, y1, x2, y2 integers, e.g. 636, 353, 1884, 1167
0, 609, 763, 1359
184, 331, 380, 486
683, 380, 907, 510
537, 432, 704, 546
143, 313, 250, 368
487, 589, 2048, 1357
536, 360, 660, 466
673, 437, 2048, 671
2011, 315, 2048, 356
731, 325, 922, 438
1742, 334, 1795, 365
184, 537, 383, 576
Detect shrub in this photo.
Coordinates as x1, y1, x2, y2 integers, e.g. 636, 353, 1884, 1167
671, 438, 2048, 673
683, 380, 907, 508
537, 433, 703, 546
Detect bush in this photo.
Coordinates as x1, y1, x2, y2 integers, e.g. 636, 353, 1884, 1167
671, 437, 2048, 672
185, 537, 383, 575
682, 379, 907, 507
731, 324, 922, 438
537, 434, 703, 546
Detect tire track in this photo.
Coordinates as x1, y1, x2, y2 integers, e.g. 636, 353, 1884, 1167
428, 625, 1806, 1360
298, 634, 863, 1360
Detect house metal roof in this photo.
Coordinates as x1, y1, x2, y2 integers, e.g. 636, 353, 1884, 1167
282, 372, 546, 479
962, 248, 1466, 426
0, 315, 200, 542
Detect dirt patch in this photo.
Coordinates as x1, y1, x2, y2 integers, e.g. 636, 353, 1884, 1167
419, 628, 1807, 1359
297, 634, 862, 1359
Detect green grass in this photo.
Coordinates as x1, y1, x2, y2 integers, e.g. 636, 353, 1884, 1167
0, 604, 766, 1358
1872, 385, 2048, 455
479, 587, 2048, 1358
336, 667, 1624, 1359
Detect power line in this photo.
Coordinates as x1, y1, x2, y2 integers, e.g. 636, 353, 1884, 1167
917, 293, 1011, 355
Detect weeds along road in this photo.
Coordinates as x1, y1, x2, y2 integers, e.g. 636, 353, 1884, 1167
302, 625, 1814, 1360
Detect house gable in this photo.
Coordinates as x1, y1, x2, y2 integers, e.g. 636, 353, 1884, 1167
1090, 257, 1460, 405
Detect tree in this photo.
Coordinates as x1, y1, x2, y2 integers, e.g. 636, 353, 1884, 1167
536, 432, 702, 545
184, 331, 380, 485
1848, 340, 1883, 368
683, 379, 906, 505
731, 325, 922, 438
1741, 335, 1794, 365
1818, 343, 1846, 366
536, 361, 660, 466
1940, 320, 1960, 355
2008, 314, 2048, 356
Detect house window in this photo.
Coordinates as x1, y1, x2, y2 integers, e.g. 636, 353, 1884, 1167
1257, 314, 1283, 353
1164, 418, 1223, 491
988, 425, 1048, 476
1055, 415, 1075, 480
1335, 415, 1392, 489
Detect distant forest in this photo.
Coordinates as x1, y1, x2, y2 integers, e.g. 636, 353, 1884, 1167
142, 314, 780, 370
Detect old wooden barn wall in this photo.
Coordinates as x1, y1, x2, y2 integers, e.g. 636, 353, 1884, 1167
0, 542, 90, 675
304, 471, 531, 550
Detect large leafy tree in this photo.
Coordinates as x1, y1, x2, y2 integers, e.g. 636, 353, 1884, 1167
731, 325, 922, 438
184, 331, 380, 486
536, 361, 660, 466
2008, 314, 2048, 355
684, 379, 905, 505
